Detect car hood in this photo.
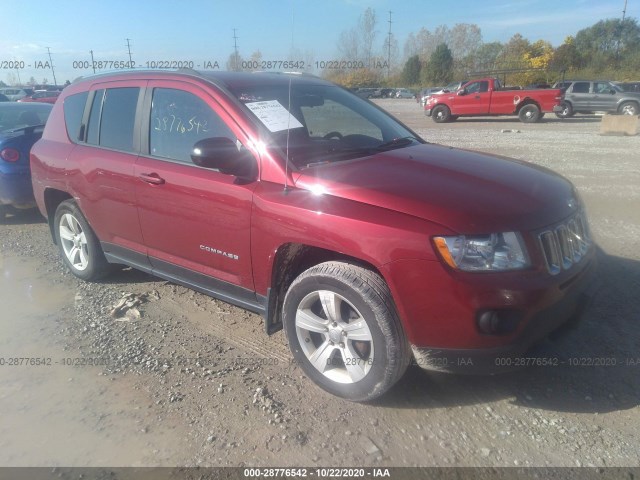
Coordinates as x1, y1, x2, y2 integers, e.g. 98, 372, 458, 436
294, 143, 578, 233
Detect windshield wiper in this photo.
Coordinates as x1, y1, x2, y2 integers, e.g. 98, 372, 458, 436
375, 136, 420, 151
6, 124, 46, 134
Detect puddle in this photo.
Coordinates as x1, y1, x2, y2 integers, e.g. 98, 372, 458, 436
0, 252, 195, 466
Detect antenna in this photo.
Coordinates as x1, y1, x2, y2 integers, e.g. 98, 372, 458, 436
90, 50, 96, 73
283, 76, 292, 194
283, 0, 296, 194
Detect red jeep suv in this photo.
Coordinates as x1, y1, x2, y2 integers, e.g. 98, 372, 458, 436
31, 70, 595, 401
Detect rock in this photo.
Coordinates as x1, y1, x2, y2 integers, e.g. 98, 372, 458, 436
363, 437, 381, 456
480, 448, 491, 457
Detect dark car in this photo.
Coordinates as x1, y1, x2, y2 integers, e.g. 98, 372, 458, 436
553, 80, 640, 118
0, 102, 52, 218
0, 93, 10, 102
30, 70, 595, 401
17, 90, 61, 104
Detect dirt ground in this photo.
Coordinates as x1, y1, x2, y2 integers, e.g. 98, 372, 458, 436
1, 100, 639, 469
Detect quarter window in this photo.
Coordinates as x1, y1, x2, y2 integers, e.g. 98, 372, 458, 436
149, 88, 236, 164
63, 91, 88, 143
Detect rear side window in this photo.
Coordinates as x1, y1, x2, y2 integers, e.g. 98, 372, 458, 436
571, 82, 590, 94
86, 87, 140, 152
64, 92, 88, 143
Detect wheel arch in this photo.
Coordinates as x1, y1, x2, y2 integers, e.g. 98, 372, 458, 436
515, 98, 541, 113
43, 188, 73, 244
263, 242, 386, 336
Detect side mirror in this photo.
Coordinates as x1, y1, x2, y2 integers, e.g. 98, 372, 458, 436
191, 137, 254, 177
457, 88, 467, 96
610, 89, 616, 95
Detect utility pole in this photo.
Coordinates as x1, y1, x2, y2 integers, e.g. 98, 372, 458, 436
126, 38, 134, 66
46, 47, 57, 86
387, 11, 393, 79
622, 0, 627, 21
90, 50, 96, 73
233, 29, 240, 71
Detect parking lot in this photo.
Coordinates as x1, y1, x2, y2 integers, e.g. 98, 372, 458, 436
1, 99, 639, 468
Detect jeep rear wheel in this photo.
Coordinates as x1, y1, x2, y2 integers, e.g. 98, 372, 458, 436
519, 104, 541, 123
54, 200, 111, 281
283, 262, 409, 402
432, 105, 451, 123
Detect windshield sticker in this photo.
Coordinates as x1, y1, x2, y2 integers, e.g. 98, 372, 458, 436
245, 100, 304, 132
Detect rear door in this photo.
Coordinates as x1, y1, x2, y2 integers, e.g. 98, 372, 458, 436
66, 81, 147, 260
134, 80, 258, 295
565, 81, 591, 111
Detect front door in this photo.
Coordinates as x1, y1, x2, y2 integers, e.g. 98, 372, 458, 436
451, 80, 490, 115
134, 81, 258, 294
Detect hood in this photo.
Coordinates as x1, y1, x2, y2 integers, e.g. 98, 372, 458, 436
294, 143, 578, 233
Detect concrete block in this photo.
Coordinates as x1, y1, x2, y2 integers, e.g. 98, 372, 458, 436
600, 114, 639, 136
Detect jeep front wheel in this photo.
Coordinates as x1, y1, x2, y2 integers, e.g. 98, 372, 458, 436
54, 200, 111, 281
283, 262, 409, 402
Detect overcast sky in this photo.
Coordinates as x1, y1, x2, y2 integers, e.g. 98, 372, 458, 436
1, 0, 636, 84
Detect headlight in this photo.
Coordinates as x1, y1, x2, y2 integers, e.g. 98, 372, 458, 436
433, 232, 529, 272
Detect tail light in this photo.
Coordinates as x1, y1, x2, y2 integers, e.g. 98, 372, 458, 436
0, 148, 20, 162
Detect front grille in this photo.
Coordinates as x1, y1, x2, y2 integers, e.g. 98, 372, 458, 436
538, 212, 591, 275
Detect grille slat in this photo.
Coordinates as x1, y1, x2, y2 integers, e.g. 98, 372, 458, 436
539, 212, 591, 275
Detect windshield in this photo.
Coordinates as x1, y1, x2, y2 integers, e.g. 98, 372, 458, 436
228, 83, 422, 168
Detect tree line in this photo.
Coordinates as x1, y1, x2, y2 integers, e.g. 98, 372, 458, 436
323, 8, 640, 88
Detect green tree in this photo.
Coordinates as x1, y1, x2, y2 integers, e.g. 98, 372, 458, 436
401, 55, 421, 85
422, 43, 453, 85
574, 18, 640, 69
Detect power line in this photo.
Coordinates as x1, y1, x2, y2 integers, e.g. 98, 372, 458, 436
126, 38, 134, 66
233, 28, 240, 71
46, 47, 57, 86
387, 11, 392, 79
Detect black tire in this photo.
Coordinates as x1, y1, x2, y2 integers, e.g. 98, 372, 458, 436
555, 102, 574, 119
432, 105, 451, 123
619, 101, 639, 116
283, 261, 410, 402
54, 200, 111, 281
518, 103, 541, 123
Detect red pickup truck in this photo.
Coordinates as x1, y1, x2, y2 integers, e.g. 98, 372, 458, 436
425, 78, 564, 123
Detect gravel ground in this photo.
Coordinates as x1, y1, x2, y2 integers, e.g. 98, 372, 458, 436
0, 100, 639, 469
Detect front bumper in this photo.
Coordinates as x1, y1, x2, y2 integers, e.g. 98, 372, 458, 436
424, 108, 433, 117
410, 255, 597, 374
0, 171, 35, 208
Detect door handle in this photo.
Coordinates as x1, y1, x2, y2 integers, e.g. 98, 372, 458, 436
138, 173, 165, 185
475, 95, 481, 99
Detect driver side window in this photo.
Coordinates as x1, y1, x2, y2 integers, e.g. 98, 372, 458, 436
150, 88, 236, 164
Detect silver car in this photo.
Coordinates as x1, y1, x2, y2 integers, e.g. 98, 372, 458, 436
554, 80, 640, 118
